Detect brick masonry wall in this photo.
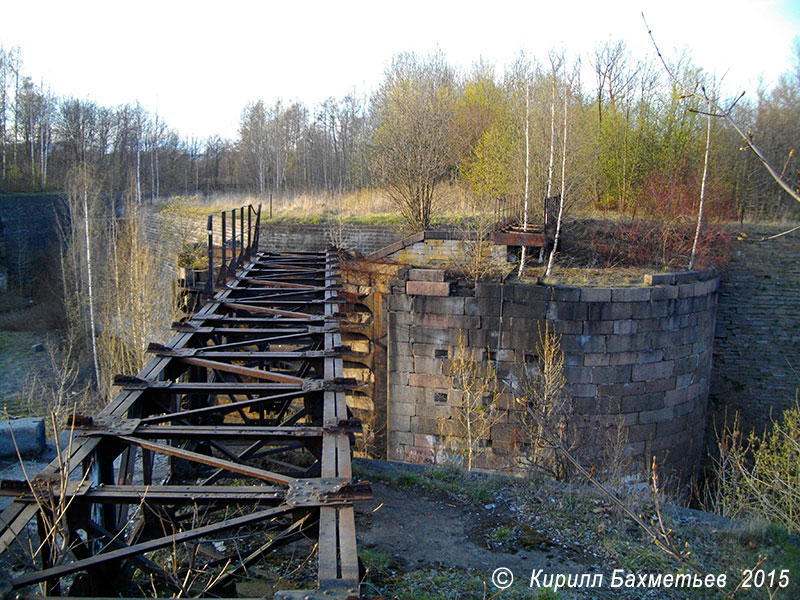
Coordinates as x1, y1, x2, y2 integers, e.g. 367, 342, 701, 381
386, 271, 720, 478
710, 231, 800, 434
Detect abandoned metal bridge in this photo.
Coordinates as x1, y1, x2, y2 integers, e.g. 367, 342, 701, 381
0, 205, 366, 599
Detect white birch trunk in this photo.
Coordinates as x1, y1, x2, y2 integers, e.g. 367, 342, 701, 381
83, 188, 101, 387
546, 82, 569, 278
518, 81, 531, 278
689, 109, 712, 270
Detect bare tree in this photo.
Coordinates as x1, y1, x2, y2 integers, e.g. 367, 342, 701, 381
643, 13, 800, 206
370, 51, 457, 230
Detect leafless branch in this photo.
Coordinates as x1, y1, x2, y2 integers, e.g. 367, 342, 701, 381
642, 12, 800, 205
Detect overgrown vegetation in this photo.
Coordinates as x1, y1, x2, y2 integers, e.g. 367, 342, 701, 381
705, 403, 800, 535
355, 459, 800, 599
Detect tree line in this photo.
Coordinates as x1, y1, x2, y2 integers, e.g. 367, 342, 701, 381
1, 42, 797, 222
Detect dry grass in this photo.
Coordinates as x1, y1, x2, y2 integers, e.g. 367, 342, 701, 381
157, 185, 483, 226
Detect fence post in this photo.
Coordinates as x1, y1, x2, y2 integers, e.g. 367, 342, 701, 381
220, 210, 227, 284
204, 214, 214, 296
247, 205, 252, 259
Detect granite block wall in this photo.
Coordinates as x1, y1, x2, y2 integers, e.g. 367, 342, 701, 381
386, 268, 720, 477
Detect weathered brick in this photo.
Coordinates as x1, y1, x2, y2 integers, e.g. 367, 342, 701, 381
584, 320, 614, 335
580, 287, 612, 302
414, 313, 480, 329
613, 320, 637, 335
408, 373, 450, 389
406, 280, 450, 296
638, 406, 674, 424
408, 268, 445, 282
409, 326, 461, 345
611, 287, 652, 302
632, 360, 675, 381
591, 365, 632, 385
413, 295, 466, 315
391, 402, 417, 417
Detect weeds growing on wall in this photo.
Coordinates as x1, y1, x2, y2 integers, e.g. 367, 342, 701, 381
438, 332, 504, 471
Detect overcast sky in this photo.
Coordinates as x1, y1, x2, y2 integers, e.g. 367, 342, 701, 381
2, 0, 798, 141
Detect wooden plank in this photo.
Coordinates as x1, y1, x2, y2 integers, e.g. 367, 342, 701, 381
317, 506, 338, 582
338, 506, 359, 583
321, 430, 337, 479
335, 433, 351, 480
0, 504, 38, 554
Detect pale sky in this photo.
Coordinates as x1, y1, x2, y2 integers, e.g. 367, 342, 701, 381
2, 0, 798, 141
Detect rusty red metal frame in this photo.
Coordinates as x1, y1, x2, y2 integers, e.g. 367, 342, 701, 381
0, 206, 365, 599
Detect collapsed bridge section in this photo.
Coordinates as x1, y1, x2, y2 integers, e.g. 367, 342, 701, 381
0, 215, 366, 599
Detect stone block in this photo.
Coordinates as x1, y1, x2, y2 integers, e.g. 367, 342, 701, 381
620, 393, 665, 413
552, 286, 582, 302
570, 383, 598, 398
584, 352, 610, 367
584, 320, 614, 335
638, 406, 674, 424
632, 360, 675, 381
627, 423, 657, 443
409, 326, 461, 346
414, 356, 443, 374
414, 295, 466, 315
645, 377, 676, 393
650, 285, 680, 301
0, 418, 45, 458
407, 280, 450, 296
408, 372, 450, 389
391, 402, 417, 417
613, 320, 637, 335
611, 287, 652, 302
513, 284, 551, 303
408, 268, 445, 282
415, 313, 480, 330
390, 414, 411, 432
475, 282, 502, 298
598, 381, 646, 396
410, 416, 438, 435
591, 365, 632, 385
609, 352, 638, 366
580, 287, 612, 302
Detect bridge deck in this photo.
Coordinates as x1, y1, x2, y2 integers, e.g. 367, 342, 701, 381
0, 244, 365, 599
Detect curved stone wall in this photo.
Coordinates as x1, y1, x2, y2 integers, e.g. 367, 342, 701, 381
385, 268, 719, 478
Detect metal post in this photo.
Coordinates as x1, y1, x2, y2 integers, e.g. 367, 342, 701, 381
205, 214, 214, 295
255, 204, 262, 250
247, 205, 252, 259
240, 206, 245, 262
220, 211, 227, 284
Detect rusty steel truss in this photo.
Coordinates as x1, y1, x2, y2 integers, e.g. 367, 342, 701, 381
0, 205, 366, 599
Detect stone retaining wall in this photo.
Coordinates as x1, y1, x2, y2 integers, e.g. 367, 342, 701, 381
710, 230, 800, 434
386, 268, 720, 478
259, 222, 403, 255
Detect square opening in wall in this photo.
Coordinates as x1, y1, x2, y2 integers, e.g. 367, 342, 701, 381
435, 348, 448, 359
434, 392, 448, 403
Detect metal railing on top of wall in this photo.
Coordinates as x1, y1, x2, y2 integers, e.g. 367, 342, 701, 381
203, 204, 261, 296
